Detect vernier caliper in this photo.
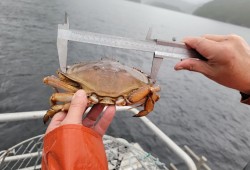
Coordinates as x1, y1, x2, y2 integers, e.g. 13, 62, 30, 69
57, 13, 204, 81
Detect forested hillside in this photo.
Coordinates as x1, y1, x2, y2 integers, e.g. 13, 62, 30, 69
147, 2, 181, 12
194, 0, 250, 28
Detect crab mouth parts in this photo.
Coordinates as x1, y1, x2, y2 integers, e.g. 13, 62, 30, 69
88, 93, 125, 105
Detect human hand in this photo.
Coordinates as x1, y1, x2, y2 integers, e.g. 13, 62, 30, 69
45, 90, 116, 136
174, 34, 250, 94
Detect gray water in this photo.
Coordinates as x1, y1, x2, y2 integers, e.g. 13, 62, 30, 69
1, 0, 250, 169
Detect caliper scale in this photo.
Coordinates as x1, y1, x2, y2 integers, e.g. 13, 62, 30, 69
57, 14, 204, 81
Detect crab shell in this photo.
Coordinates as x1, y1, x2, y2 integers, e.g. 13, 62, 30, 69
43, 60, 160, 123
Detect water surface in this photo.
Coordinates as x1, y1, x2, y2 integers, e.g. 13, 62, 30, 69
1, 0, 250, 169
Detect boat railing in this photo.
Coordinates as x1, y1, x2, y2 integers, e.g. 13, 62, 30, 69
0, 106, 211, 170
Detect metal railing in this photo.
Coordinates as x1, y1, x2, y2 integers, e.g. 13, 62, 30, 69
0, 106, 211, 170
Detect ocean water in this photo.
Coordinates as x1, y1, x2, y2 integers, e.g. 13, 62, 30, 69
1, 0, 250, 169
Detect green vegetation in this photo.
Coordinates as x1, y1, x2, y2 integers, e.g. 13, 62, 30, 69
194, 0, 250, 28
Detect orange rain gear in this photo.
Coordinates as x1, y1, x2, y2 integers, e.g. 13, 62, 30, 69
42, 124, 108, 170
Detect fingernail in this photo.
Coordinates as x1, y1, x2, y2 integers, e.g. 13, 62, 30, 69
73, 90, 85, 99
175, 67, 183, 70
182, 37, 191, 42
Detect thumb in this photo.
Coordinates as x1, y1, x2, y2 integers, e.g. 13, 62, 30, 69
174, 58, 212, 75
45, 111, 67, 134
61, 90, 88, 125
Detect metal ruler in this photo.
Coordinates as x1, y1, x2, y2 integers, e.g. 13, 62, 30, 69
57, 14, 204, 80
57, 28, 202, 59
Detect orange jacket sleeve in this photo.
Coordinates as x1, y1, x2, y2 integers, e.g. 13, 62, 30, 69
42, 124, 108, 170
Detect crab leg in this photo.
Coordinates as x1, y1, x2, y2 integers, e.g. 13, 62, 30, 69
43, 103, 70, 124
43, 76, 78, 92
128, 86, 150, 103
133, 92, 160, 117
151, 91, 160, 102
128, 85, 160, 103
50, 92, 74, 105
45, 92, 94, 123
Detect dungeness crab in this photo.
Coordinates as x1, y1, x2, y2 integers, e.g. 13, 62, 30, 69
43, 59, 160, 123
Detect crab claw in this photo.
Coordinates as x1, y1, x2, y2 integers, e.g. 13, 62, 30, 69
133, 95, 154, 117
133, 92, 160, 117
43, 103, 70, 124
133, 110, 149, 117
43, 114, 50, 124
43, 108, 58, 124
